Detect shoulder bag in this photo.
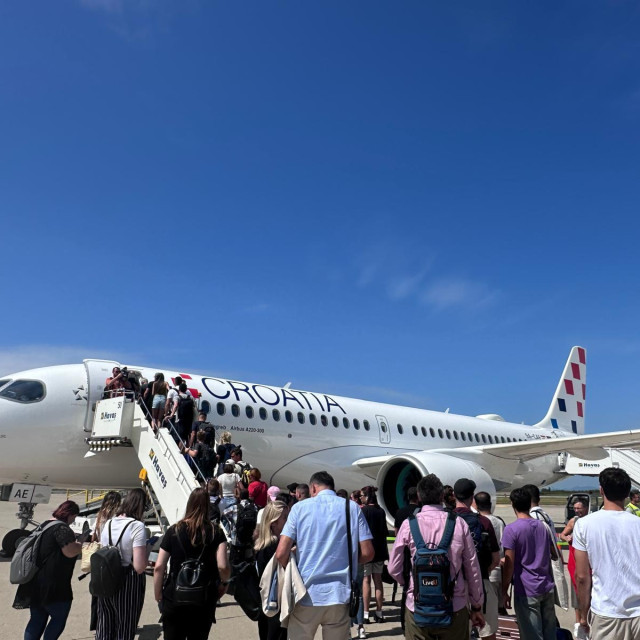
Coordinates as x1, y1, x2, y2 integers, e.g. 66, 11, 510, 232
345, 498, 360, 618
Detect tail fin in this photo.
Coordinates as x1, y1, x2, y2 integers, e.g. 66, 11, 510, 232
533, 346, 586, 435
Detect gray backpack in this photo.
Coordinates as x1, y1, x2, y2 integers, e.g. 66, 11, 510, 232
10, 521, 64, 585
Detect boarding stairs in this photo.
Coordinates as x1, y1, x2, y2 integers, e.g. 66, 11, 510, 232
87, 393, 205, 528
564, 448, 640, 488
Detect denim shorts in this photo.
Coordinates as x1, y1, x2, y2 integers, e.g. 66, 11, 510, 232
152, 394, 166, 409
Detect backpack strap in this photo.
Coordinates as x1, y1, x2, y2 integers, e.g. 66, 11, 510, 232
175, 525, 209, 561
408, 514, 427, 551
438, 511, 457, 550
109, 518, 135, 547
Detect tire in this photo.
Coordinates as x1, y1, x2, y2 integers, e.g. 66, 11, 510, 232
2, 528, 29, 556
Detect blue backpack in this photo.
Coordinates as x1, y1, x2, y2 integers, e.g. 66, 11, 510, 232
408, 511, 457, 628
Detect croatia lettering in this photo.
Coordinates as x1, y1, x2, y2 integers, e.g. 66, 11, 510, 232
201, 378, 346, 414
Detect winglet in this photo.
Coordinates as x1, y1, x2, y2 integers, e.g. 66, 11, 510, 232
533, 346, 586, 435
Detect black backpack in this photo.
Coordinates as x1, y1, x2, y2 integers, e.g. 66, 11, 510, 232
173, 529, 211, 607
409, 511, 457, 628
201, 424, 216, 447
89, 519, 134, 598
235, 502, 257, 547
177, 393, 194, 425
458, 511, 492, 573
197, 443, 216, 479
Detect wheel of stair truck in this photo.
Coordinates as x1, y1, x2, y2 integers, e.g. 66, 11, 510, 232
2, 528, 30, 556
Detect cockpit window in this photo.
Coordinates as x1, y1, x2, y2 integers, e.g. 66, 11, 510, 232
0, 379, 46, 403
0, 379, 11, 390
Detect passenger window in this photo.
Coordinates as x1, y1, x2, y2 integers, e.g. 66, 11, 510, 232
285, 410, 293, 423
453, 430, 459, 440
438, 429, 443, 439
272, 409, 280, 421
298, 412, 305, 424
310, 414, 317, 426
501, 436, 506, 443
481, 434, 487, 443
421, 426, 427, 437
460, 431, 466, 441
343, 417, 349, 428
217, 402, 226, 416
475, 433, 480, 443
332, 416, 339, 427
445, 430, 451, 439
363, 420, 370, 431
488, 435, 494, 444
468, 432, 473, 442
353, 419, 360, 430
321, 415, 328, 426
232, 404, 240, 417
397, 424, 403, 434
245, 406, 254, 419
259, 407, 267, 420
430, 428, 435, 438
412, 425, 418, 436
0, 379, 45, 403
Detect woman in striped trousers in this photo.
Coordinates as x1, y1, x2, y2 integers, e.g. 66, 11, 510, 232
96, 488, 150, 640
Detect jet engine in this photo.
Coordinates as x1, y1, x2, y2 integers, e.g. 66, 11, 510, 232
377, 451, 496, 519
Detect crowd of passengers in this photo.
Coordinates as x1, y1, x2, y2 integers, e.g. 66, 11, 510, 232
11, 466, 640, 640
16, 369, 640, 640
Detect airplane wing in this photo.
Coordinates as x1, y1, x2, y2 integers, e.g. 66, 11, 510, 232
443, 428, 640, 462
351, 428, 640, 478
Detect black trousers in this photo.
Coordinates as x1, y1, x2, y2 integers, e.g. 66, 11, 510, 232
258, 612, 287, 640
162, 610, 213, 640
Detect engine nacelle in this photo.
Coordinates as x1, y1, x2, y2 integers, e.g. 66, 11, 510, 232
377, 452, 496, 520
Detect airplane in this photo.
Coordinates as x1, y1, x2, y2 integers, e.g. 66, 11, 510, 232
2, 345, 640, 553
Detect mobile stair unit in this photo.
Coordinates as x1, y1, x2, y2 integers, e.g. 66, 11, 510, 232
87, 394, 200, 527
565, 448, 640, 489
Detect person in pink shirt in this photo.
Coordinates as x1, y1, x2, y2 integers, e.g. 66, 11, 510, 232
389, 474, 484, 639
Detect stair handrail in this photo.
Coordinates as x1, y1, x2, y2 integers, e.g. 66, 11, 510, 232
136, 397, 209, 486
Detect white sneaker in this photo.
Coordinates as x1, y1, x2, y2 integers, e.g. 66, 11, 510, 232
358, 627, 367, 639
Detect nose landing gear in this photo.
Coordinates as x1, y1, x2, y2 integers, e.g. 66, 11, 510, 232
1, 501, 38, 557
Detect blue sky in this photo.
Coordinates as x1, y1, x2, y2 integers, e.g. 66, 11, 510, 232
1, 1, 639, 463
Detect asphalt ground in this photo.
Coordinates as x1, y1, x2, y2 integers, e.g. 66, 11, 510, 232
0, 501, 576, 639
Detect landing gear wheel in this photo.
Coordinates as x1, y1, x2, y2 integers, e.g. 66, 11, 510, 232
2, 528, 29, 556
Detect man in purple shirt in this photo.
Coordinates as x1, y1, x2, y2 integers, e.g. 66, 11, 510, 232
389, 474, 485, 639
501, 487, 558, 640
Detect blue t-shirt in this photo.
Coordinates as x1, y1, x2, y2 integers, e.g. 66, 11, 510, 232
281, 489, 372, 606
501, 518, 555, 598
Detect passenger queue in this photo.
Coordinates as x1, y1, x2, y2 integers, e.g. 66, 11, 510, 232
9, 372, 640, 639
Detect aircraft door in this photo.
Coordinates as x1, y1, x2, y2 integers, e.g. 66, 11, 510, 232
83, 359, 120, 432
375, 415, 391, 445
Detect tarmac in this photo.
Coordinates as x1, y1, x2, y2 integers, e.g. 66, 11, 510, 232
0, 500, 576, 639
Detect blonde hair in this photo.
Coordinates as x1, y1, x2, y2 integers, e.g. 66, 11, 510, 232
254, 500, 287, 552
220, 431, 232, 445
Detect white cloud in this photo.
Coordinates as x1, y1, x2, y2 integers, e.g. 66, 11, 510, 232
386, 268, 430, 301
421, 277, 499, 312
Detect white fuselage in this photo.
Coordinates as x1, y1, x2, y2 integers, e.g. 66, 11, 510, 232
0, 362, 566, 493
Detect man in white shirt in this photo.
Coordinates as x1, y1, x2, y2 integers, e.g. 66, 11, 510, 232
574, 467, 640, 639
475, 491, 505, 639
523, 484, 556, 538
